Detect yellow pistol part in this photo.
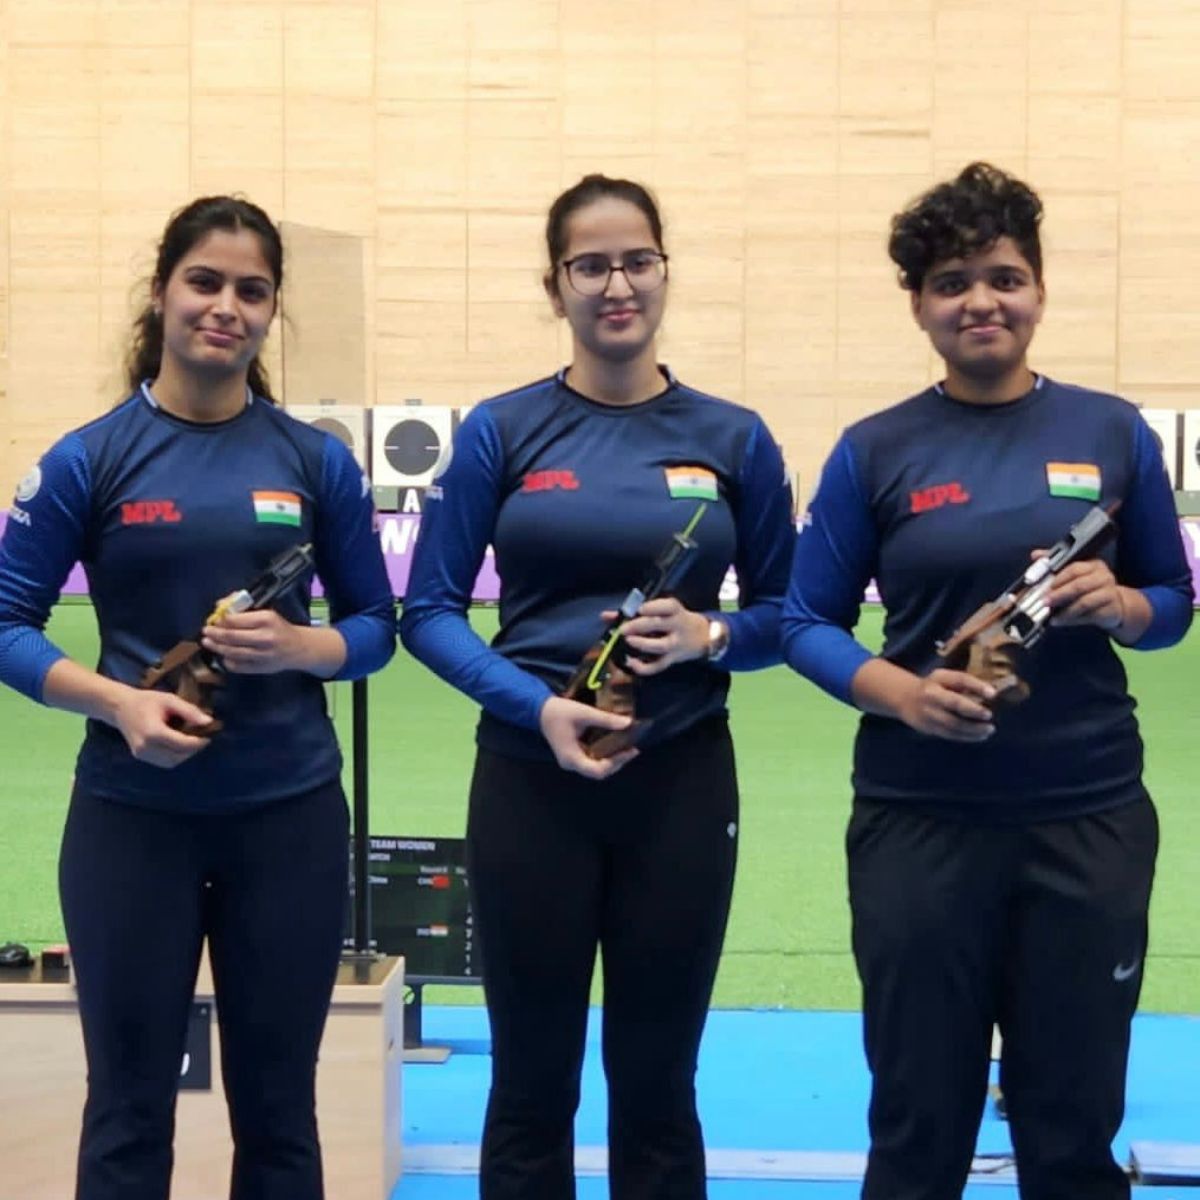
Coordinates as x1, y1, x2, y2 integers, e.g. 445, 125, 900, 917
204, 589, 254, 627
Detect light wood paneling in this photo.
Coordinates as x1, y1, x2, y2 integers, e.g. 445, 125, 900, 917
0, 0, 11, 422
3, 0, 1200, 499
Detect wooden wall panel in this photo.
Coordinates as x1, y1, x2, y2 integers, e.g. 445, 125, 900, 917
97, 5, 190, 400
0, 0, 11, 444
282, 2, 376, 234
932, 10, 1026, 178
1125, 0, 1200, 106
1119, 115, 1200, 397
559, 6, 655, 173
280, 222, 367, 408
2, 0, 1200, 498
5, 3, 102, 493
189, 3, 284, 211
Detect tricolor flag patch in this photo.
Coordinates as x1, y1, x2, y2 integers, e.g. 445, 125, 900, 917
1046, 462, 1101, 501
252, 490, 302, 526
665, 465, 719, 501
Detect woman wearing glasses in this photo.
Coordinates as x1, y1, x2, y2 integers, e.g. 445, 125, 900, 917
400, 174, 795, 1198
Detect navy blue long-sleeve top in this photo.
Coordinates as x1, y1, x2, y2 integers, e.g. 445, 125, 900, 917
0, 385, 396, 812
782, 377, 1193, 821
399, 369, 796, 761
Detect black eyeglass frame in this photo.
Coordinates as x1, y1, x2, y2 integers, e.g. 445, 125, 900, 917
558, 249, 670, 296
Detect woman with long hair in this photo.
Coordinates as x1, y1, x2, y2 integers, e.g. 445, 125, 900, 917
401, 174, 796, 1198
0, 195, 395, 1200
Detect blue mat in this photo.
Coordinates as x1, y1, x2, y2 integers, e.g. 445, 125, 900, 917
392, 1007, 1200, 1197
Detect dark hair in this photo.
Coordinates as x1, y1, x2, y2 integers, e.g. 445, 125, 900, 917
543, 174, 665, 297
126, 195, 283, 400
888, 162, 1043, 292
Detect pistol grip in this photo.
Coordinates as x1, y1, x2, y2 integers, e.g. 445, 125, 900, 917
966, 638, 1031, 706
141, 644, 224, 737
583, 719, 651, 759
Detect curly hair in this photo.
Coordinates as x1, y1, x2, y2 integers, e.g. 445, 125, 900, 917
888, 163, 1043, 292
126, 195, 283, 401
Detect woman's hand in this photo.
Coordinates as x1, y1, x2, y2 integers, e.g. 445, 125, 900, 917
201, 608, 309, 674
606, 598, 710, 676
1035, 551, 1151, 644
111, 688, 213, 769
1045, 559, 1125, 631
539, 696, 639, 780
894, 669, 996, 742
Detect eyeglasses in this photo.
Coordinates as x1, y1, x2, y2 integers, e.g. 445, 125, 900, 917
560, 249, 669, 297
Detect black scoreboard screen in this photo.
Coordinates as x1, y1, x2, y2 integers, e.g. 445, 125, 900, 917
347, 835, 479, 983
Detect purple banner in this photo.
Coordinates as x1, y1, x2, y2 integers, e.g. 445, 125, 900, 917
375, 514, 500, 601
4, 511, 1200, 606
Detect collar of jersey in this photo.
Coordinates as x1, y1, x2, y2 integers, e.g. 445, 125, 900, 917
140, 379, 255, 426
933, 372, 1045, 413
554, 363, 677, 411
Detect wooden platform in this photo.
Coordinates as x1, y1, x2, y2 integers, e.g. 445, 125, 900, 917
0, 953, 404, 1200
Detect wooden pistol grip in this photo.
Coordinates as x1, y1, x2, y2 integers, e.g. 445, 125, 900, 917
965, 634, 1030, 706
141, 644, 224, 737
579, 662, 645, 759
585, 719, 651, 759
139, 640, 202, 689
938, 598, 1015, 668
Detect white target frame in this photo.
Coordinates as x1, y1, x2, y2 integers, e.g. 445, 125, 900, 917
286, 405, 369, 471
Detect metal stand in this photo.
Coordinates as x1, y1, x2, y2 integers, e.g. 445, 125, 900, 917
340, 678, 451, 1061
343, 678, 382, 982
403, 982, 452, 1064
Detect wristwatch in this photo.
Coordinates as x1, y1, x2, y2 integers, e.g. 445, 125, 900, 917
705, 618, 730, 663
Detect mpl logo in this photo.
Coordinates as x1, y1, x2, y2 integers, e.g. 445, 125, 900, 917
121, 500, 183, 525
521, 470, 580, 493
910, 481, 971, 514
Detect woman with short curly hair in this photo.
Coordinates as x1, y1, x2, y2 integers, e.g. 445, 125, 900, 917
782, 163, 1192, 1199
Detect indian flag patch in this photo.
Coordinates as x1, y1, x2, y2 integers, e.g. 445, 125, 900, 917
252, 490, 302, 526
665, 465, 718, 501
1046, 462, 1101, 501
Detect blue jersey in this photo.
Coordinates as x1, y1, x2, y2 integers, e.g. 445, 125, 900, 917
399, 369, 796, 760
782, 377, 1193, 821
0, 386, 395, 812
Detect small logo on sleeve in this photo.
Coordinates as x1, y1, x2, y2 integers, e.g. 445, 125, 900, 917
1046, 462, 1101, 500
15, 464, 42, 503
665, 466, 719, 501
521, 470, 580, 493
252, 490, 302, 526
910, 481, 971, 514
121, 500, 184, 525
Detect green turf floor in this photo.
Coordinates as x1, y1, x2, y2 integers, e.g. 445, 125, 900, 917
2, 601, 1198, 1012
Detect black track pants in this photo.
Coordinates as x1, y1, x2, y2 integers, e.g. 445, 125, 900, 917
468, 716, 739, 1200
848, 797, 1157, 1200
